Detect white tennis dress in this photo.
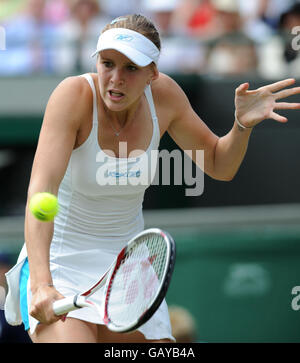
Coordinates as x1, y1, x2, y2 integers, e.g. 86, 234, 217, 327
5, 73, 174, 341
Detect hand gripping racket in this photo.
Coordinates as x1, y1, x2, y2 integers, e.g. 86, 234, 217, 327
53, 228, 176, 333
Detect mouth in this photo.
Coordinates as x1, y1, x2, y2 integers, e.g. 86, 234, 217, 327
108, 90, 125, 101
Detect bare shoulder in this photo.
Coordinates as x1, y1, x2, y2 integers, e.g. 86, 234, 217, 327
152, 73, 191, 120
47, 75, 92, 113
41, 75, 94, 136
44, 76, 92, 129
152, 72, 187, 100
30, 76, 94, 192
150, 73, 193, 135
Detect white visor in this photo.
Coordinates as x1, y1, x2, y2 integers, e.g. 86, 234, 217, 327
91, 28, 160, 67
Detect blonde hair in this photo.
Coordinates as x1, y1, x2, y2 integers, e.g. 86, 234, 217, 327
101, 14, 161, 51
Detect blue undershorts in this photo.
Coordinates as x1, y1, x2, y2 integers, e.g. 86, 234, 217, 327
19, 258, 30, 331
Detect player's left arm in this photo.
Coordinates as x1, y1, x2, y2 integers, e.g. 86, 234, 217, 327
164, 75, 300, 181
163, 74, 247, 181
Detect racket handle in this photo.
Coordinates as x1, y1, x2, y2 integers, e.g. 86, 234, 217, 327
53, 295, 87, 316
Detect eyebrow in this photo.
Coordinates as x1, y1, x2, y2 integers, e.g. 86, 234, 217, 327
100, 56, 138, 67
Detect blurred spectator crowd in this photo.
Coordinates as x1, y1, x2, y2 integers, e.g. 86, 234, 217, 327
0, 0, 300, 78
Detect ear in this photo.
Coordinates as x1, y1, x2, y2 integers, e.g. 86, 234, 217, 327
149, 63, 159, 83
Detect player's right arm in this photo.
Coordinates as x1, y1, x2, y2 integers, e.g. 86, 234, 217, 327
25, 76, 90, 324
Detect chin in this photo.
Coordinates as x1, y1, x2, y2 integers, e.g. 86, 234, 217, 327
105, 101, 128, 114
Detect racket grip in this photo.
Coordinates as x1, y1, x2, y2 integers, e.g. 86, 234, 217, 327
53, 295, 84, 316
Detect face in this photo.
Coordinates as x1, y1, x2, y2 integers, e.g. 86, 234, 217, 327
97, 49, 158, 113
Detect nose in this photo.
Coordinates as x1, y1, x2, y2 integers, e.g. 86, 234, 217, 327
110, 68, 124, 86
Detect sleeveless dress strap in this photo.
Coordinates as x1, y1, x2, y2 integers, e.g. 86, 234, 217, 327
144, 84, 160, 147
79, 73, 98, 124
144, 84, 158, 121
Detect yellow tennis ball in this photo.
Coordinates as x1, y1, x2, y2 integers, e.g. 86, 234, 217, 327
29, 192, 59, 222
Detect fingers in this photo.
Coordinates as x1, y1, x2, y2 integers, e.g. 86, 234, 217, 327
29, 303, 62, 325
274, 102, 300, 110
29, 286, 66, 325
267, 78, 296, 92
274, 86, 300, 100
236, 82, 249, 95
271, 101, 300, 123
270, 111, 288, 123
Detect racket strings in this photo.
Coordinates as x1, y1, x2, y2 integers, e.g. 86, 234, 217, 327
106, 233, 168, 327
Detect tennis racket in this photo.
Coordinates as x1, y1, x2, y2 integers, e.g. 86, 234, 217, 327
53, 228, 176, 333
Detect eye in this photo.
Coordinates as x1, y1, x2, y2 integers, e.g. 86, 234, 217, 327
127, 65, 138, 72
102, 61, 113, 68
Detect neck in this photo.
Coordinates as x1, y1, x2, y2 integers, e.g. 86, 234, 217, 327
104, 99, 141, 128
96, 76, 145, 135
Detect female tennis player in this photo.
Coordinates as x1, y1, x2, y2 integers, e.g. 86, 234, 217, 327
5, 14, 300, 343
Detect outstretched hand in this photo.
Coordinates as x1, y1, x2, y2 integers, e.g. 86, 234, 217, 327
235, 78, 300, 128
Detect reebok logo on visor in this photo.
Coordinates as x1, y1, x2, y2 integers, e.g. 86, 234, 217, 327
114, 34, 134, 42
91, 28, 160, 65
